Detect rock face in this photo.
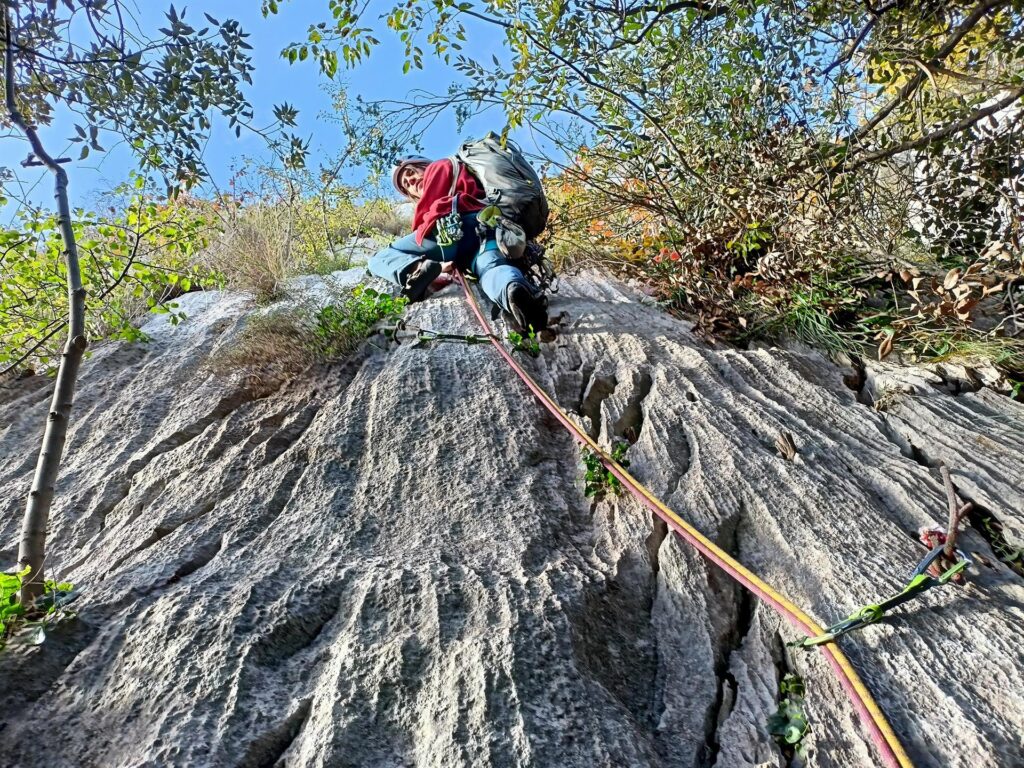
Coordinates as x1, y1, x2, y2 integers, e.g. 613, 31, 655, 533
1, 274, 1022, 768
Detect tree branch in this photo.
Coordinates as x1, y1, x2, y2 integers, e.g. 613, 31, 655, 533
849, 86, 1024, 168
847, 0, 1011, 146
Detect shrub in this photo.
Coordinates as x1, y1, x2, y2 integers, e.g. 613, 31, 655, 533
1, 567, 76, 651
0, 183, 214, 376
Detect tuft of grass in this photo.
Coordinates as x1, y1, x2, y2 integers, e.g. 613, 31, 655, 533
203, 208, 294, 304
207, 308, 316, 384
920, 335, 1024, 374
207, 286, 407, 382
971, 513, 1024, 576
752, 285, 868, 359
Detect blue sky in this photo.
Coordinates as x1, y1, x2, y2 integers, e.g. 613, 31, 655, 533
0, 1, 538, 214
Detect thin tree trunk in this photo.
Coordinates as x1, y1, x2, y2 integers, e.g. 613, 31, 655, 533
3, 8, 89, 605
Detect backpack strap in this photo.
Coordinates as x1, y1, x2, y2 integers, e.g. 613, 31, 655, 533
448, 156, 461, 198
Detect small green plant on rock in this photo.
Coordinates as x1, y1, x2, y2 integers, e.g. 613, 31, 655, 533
1, 567, 76, 652
767, 673, 810, 757
313, 286, 408, 359
508, 326, 540, 357
583, 440, 631, 498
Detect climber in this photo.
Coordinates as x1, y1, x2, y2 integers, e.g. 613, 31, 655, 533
366, 150, 549, 332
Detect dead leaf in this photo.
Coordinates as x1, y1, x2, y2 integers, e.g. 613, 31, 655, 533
943, 268, 961, 290
955, 298, 979, 320
879, 333, 895, 360
775, 431, 798, 461
982, 282, 1005, 297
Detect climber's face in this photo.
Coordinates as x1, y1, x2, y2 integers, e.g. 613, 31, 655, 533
396, 164, 427, 200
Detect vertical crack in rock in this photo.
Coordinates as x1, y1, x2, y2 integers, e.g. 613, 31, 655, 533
704, 589, 755, 768
259, 402, 320, 467
843, 357, 868, 403
962, 495, 1024, 581
700, 507, 756, 768
645, 512, 669, 576
167, 534, 224, 585
254, 461, 309, 531
250, 589, 345, 666
580, 373, 618, 440
645, 512, 670, 737
235, 696, 313, 768
576, 363, 595, 413
126, 499, 220, 561
875, 419, 1024, 581
132, 524, 177, 554
770, 633, 799, 768
877, 415, 939, 470
614, 371, 653, 445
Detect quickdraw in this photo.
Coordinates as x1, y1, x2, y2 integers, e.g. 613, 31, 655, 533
434, 194, 464, 248
382, 318, 495, 347
798, 545, 971, 647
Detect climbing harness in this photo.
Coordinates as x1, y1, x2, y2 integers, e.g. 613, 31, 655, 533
382, 318, 494, 347
798, 545, 970, 647
453, 270, 916, 768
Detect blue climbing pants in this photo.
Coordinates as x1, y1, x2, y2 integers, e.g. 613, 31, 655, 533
367, 213, 530, 312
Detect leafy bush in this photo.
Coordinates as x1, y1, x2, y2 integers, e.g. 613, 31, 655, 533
1, 567, 76, 651
199, 162, 406, 302
0, 181, 214, 375
312, 286, 408, 359
202, 203, 294, 304
767, 673, 810, 755
508, 327, 540, 357
290, 0, 1024, 377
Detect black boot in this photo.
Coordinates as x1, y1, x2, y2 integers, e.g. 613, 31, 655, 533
401, 259, 442, 302
505, 282, 548, 332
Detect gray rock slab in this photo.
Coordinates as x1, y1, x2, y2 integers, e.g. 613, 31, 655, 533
1, 273, 1021, 768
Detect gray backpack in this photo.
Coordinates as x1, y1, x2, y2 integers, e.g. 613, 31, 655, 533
451, 133, 549, 239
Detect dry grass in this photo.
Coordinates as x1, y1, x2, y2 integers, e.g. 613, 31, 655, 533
206, 309, 317, 385
201, 205, 296, 304
205, 285, 408, 384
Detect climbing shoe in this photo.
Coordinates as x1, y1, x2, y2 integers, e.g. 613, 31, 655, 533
505, 282, 548, 332
402, 259, 443, 302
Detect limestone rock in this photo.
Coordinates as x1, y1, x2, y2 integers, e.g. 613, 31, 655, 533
1, 273, 1021, 767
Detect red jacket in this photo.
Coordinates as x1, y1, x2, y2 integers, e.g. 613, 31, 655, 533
413, 159, 486, 245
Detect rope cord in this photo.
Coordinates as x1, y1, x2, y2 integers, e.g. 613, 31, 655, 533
455, 272, 914, 768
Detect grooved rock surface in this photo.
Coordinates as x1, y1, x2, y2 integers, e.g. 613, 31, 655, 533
1, 273, 1022, 768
